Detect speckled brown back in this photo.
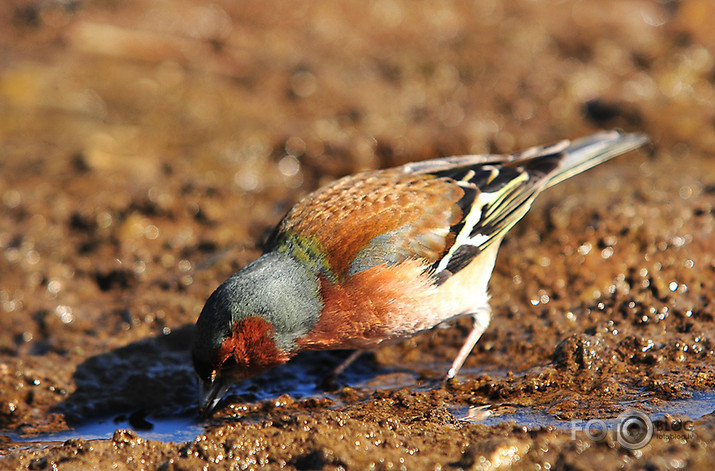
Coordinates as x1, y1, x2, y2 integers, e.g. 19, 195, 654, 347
269, 170, 465, 277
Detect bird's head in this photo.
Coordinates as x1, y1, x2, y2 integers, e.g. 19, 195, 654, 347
191, 251, 322, 416
192, 313, 290, 416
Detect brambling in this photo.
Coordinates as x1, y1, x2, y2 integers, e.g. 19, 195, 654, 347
192, 131, 648, 415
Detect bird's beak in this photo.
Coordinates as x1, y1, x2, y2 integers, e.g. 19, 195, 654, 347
198, 374, 233, 418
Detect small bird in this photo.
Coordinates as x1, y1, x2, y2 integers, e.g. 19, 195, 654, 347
192, 131, 648, 415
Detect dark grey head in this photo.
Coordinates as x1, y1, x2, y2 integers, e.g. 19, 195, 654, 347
191, 251, 322, 415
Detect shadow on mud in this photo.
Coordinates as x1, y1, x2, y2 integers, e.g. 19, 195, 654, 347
51, 326, 383, 429
51, 325, 198, 426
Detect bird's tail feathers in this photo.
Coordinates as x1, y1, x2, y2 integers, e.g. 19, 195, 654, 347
546, 131, 649, 190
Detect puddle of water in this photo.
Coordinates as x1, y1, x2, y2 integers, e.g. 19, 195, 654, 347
6, 344, 714, 447
457, 404, 565, 428
644, 390, 715, 420
10, 416, 204, 444
454, 390, 715, 429
1, 416, 204, 455
4, 352, 407, 446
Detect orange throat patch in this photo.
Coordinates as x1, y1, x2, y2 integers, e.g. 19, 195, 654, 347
214, 316, 291, 379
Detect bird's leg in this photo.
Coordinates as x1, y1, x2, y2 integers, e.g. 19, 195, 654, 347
332, 350, 364, 377
321, 350, 364, 389
443, 306, 491, 382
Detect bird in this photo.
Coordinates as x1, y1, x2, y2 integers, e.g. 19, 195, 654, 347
191, 130, 648, 416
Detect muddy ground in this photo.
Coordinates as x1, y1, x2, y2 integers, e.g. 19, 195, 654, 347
1, 0, 714, 469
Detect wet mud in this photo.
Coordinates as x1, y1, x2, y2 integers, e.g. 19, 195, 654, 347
1, 0, 714, 469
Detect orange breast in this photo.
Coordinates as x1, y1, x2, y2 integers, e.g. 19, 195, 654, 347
295, 259, 443, 350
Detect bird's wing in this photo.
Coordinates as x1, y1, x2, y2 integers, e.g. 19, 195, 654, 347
264, 169, 464, 280
266, 131, 647, 283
